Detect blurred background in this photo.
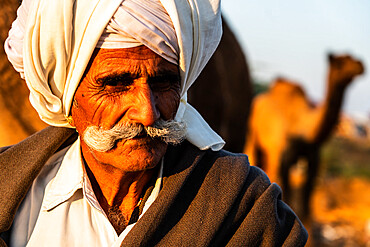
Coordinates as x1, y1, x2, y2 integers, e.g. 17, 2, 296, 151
0, 0, 369, 246
222, 0, 369, 117
221, 1, 370, 246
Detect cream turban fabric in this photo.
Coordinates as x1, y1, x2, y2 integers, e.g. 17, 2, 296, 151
4, 0, 225, 151
97, 0, 179, 65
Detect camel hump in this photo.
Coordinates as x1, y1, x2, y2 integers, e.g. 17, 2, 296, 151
328, 53, 365, 83
270, 77, 307, 98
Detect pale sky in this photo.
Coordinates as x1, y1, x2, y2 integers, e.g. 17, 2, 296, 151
222, 0, 369, 118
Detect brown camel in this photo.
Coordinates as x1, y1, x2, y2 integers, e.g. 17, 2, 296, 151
244, 53, 365, 219
188, 18, 252, 153
0, 0, 48, 147
1, 1, 252, 152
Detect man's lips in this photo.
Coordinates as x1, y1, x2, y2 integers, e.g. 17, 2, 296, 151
117, 133, 156, 143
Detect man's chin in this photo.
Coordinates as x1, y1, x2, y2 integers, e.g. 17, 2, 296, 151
92, 137, 167, 172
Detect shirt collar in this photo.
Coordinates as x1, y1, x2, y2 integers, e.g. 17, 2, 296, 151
42, 137, 164, 213
42, 137, 85, 211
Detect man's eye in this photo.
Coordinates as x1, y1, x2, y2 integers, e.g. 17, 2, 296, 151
97, 74, 135, 90
149, 75, 180, 91
150, 81, 172, 91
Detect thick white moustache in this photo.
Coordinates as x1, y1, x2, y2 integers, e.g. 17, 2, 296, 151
83, 119, 186, 152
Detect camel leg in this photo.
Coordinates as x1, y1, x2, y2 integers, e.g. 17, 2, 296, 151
244, 129, 266, 170
265, 150, 282, 184
302, 148, 319, 220
244, 142, 256, 168
280, 161, 291, 205
280, 148, 298, 206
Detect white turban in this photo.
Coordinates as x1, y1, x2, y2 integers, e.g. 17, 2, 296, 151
4, 0, 225, 151
97, 0, 179, 65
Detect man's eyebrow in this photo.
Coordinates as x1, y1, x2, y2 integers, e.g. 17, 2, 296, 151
96, 72, 139, 84
148, 73, 181, 84
151, 68, 180, 78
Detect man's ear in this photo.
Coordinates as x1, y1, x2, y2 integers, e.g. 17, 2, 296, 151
66, 116, 75, 127
67, 98, 79, 127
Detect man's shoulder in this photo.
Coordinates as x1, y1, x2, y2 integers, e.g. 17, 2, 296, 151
204, 147, 269, 178
203, 148, 250, 175
0, 127, 77, 157
166, 141, 271, 192
207, 149, 250, 167
154, 142, 309, 247
0, 127, 78, 237
0, 146, 11, 154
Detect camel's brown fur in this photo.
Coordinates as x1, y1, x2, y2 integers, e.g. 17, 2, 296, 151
244, 54, 364, 219
0, 0, 48, 147
188, 19, 252, 153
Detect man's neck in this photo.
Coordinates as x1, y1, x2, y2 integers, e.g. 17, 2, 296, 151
83, 151, 158, 235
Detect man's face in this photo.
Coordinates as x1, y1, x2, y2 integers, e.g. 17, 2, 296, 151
71, 46, 181, 172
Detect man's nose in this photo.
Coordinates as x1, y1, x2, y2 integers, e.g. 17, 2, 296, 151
126, 82, 160, 126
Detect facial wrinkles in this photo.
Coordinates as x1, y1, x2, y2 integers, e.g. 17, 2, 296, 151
90, 60, 174, 91
91, 48, 177, 78
73, 46, 181, 129
92, 78, 177, 128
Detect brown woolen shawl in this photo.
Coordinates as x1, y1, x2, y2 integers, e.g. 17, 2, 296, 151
0, 127, 307, 246
0, 127, 77, 246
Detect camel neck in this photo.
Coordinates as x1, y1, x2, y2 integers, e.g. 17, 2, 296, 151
313, 76, 347, 144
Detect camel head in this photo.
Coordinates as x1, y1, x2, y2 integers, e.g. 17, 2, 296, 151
328, 53, 365, 87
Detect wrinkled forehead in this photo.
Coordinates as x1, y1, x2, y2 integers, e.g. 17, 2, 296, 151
92, 46, 166, 61
83, 46, 179, 79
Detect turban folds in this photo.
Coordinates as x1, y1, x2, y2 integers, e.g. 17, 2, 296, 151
4, 0, 225, 151
97, 0, 179, 65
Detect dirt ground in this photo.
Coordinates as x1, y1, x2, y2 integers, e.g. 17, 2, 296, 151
289, 137, 370, 246
308, 177, 370, 246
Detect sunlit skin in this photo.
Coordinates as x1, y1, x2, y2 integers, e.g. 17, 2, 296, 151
70, 46, 181, 233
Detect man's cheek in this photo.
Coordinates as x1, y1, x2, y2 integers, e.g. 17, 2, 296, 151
158, 97, 180, 119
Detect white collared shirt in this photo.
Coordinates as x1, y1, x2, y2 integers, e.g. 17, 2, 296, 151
9, 138, 163, 247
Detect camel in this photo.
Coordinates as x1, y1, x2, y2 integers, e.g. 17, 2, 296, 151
0, 0, 253, 152
188, 18, 252, 153
244, 53, 365, 219
0, 0, 48, 147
